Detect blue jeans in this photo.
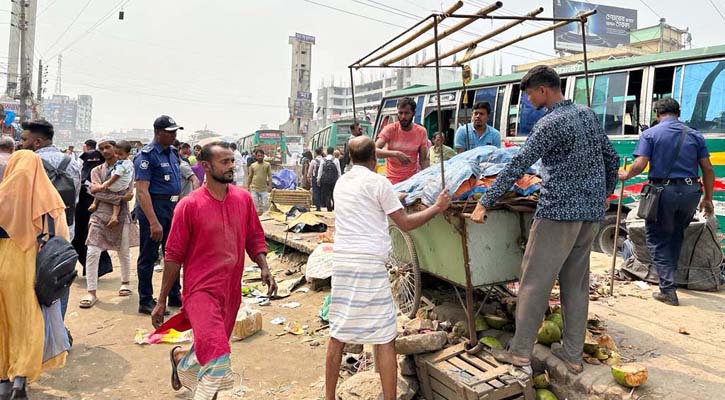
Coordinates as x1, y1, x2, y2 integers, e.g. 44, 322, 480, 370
644, 182, 701, 294
311, 180, 321, 211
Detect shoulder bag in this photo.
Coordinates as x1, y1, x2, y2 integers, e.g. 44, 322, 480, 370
636, 126, 687, 222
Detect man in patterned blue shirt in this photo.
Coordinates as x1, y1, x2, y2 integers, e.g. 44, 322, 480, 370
471, 66, 619, 375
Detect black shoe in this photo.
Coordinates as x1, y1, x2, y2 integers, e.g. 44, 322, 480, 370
138, 300, 170, 315
167, 297, 182, 308
653, 291, 679, 306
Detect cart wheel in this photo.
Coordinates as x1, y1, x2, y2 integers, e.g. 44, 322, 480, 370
387, 225, 422, 319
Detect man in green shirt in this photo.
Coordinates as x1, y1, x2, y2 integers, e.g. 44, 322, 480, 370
429, 132, 456, 165
247, 149, 272, 215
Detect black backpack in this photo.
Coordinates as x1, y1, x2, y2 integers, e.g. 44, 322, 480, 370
42, 157, 76, 226
320, 158, 339, 186
35, 215, 78, 307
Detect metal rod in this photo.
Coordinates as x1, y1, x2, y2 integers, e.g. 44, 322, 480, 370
381, 2, 503, 66
609, 157, 628, 296
354, 64, 461, 69
357, 1, 464, 68
446, 13, 593, 23
419, 7, 544, 66
460, 215, 478, 347
454, 10, 597, 66
433, 15, 446, 190
350, 13, 436, 69
349, 67, 357, 122
580, 17, 592, 107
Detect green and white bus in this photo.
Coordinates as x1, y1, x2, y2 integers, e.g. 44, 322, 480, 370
308, 119, 373, 153
376, 44, 725, 252
239, 129, 287, 164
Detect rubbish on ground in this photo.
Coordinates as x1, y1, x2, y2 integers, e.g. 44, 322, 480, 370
243, 297, 266, 305
611, 363, 649, 388
274, 276, 305, 298
270, 317, 286, 325
583, 331, 598, 355
319, 294, 331, 322
232, 307, 263, 341
280, 302, 301, 309
598, 334, 619, 352
295, 287, 310, 293
134, 328, 192, 345
678, 327, 690, 335
536, 320, 562, 346
305, 244, 334, 280
634, 281, 650, 290
478, 336, 503, 350
259, 298, 271, 306
284, 322, 305, 335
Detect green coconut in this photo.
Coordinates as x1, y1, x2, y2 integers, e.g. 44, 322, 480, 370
603, 351, 622, 366
536, 320, 562, 346
533, 372, 550, 389
535, 388, 558, 400
594, 347, 611, 361
478, 336, 503, 350
583, 331, 598, 355
545, 313, 564, 331
475, 317, 489, 332
484, 314, 508, 330
611, 363, 648, 388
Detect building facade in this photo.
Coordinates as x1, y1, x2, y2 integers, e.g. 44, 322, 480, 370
41, 94, 93, 147
279, 33, 315, 137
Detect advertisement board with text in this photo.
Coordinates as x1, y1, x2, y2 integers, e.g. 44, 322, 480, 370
553, 0, 637, 53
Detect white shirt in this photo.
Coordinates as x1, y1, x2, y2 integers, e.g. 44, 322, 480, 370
108, 159, 134, 192
233, 150, 245, 184
316, 154, 342, 183
333, 165, 403, 256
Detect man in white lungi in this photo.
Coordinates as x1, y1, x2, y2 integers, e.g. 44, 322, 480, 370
325, 136, 451, 400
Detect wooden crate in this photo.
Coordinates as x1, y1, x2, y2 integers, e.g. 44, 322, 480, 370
414, 343, 535, 400
270, 189, 312, 209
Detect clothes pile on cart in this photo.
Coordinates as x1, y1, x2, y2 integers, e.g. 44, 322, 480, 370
394, 145, 542, 211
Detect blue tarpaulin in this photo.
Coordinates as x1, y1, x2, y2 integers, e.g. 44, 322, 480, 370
272, 169, 297, 190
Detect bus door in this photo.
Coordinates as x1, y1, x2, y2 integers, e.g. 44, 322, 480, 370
423, 91, 458, 142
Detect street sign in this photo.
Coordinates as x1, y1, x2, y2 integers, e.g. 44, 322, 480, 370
553, 0, 637, 53
295, 33, 316, 45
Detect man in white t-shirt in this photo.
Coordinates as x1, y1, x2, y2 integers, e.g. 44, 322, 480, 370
324, 136, 451, 400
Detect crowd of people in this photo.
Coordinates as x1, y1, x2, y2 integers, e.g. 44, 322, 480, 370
0, 66, 716, 400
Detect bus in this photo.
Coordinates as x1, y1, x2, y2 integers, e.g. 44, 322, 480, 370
239, 129, 287, 164
308, 119, 373, 154
375, 44, 725, 253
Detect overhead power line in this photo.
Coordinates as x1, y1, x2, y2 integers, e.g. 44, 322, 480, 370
43, 0, 95, 56
638, 0, 662, 19
706, 0, 725, 21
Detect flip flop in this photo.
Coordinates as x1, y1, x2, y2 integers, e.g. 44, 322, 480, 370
79, 295, 98, 309
488, 348, 531, 368
170, 346, 182, 391
118, 284, 132, 297
551, 343, 584, 375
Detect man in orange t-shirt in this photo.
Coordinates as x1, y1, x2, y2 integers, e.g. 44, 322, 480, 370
376, 97, 430, 184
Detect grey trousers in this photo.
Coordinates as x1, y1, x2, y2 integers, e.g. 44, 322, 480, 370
509, 218, 598, 363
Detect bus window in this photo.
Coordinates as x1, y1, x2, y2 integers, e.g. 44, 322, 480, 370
414, 95, 424, 124
591, 72, 628, 135
518, 92, 547, 136
573, 76, 593, 105
507, 84, 520, 137
495, 86, 505, 131
624, 70, 643, 135
676, 60, 725, 134
457, 89, 475, 127
475, 87, 497, 109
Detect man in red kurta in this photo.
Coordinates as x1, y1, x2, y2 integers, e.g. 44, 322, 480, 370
151, 141, 277, 400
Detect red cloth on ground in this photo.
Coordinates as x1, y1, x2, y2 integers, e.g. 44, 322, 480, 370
154, 185, 267, 365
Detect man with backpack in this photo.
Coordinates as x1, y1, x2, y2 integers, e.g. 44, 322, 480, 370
317, 146, 341, 211
19, 119, 81, 327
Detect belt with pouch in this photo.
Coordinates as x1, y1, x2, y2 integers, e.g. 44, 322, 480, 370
648, 177, 698, 186
150, 194, 180, 202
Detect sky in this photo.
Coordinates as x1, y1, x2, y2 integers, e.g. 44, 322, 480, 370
0, 0, 723, 139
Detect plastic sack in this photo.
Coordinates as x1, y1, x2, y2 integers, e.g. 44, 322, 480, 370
134, 328, 193, 345
319, 294, 332, 323
272, 169, 297, 190
305, 243, 334, 280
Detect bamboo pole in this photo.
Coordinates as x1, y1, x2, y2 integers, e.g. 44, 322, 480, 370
381, 2, 503, 66
358, 1, 464, 67
454, 10, 596, 66
418, 7, 544, 66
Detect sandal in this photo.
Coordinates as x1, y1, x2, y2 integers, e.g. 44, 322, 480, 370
118, 284, 132, 297
79, 295, 98, 309
170, 346, 182, 391
551, 343, 584, 375
488, 348, 531, 368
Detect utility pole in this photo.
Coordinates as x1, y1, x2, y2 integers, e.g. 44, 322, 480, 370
55, 54, 62, 95
18, 0, 31, 121
36, 59, 42, 101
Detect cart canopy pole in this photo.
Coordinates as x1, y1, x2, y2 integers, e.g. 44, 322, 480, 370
358, 1, 464, 67
580, 15, 592, 107
433, 15, 446, 190
349, 67, 357, 122
381, 2, 503, 66
418, 7, 544, 66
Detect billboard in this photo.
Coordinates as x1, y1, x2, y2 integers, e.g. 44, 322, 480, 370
553, 0, 637, 53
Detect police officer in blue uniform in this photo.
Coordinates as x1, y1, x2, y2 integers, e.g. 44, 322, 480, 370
134, 115, 184, 314
620, 98, 715, 306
